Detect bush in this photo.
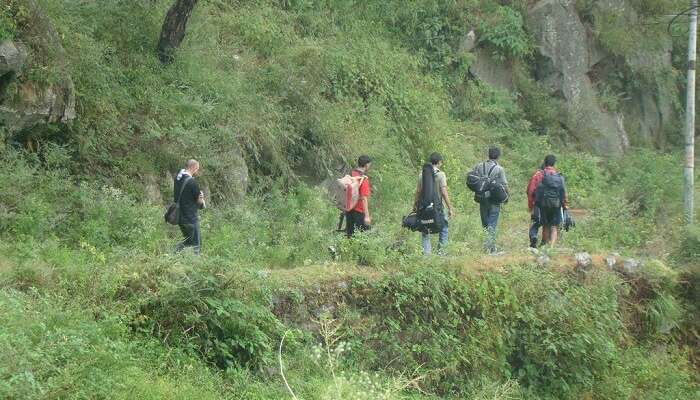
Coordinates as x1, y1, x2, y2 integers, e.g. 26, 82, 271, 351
678, 226, 700, 264
0, 2, 17, 41
342, 266, 632, 397
133, 264, 283, 370
478, 5, 532, 59
0, 290, 228, 400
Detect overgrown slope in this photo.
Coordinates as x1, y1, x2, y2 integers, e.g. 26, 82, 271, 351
0, 0, 699, 399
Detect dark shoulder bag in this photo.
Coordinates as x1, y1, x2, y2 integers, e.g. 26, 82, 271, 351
164, 176, 191, 225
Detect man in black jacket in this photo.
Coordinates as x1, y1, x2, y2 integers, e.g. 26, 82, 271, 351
174, 159, 205, 255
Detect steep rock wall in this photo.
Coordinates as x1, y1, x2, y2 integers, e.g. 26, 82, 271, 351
0, 0, 75, 140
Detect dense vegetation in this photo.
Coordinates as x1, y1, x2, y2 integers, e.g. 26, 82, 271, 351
1, 0, 698, 398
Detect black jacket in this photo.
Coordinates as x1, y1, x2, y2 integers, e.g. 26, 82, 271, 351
174, 174, 202, 224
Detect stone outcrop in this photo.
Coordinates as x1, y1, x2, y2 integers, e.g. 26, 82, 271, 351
206, 144, 249, 206
0, 0, 75, 137
527, 0, 628, 155
465, 0, 678, 155
469, 48, 515, 93
596, 0, 676, 147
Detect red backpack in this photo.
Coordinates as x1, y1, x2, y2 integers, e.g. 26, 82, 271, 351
330, 172, 367, 212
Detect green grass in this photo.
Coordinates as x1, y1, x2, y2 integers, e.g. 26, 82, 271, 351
1, 0, 699, 398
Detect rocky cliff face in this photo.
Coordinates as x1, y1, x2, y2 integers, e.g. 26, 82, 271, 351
0, 0, 75, 140
528, 0, 629, 155
469, 0, 678, 155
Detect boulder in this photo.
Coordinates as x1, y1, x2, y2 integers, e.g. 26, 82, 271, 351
593, 0, 677, 147
575, 252, 592, 269
0, 41, 25, 79
0, 0, 76, 136
528, 0, 629, 155
620, 41, 676, 147
605, 254, 618, 270
458, 29, 477, 54
469, 48, 515, 92
206, 144, 249, 206
143, 173, 164, 204
617, 258, 641, 275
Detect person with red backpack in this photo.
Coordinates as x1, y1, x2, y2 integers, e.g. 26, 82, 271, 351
527, 154, 567, 247
345, 155, 372, 237
526, 163, 544, 248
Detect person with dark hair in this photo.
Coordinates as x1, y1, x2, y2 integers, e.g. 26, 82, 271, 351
346, 155, 372, 237
470, 147, 508, 254
414, 152, 455, 255
528, 154, 567, 247
488, 147, 501, 161
174, 159, 206, 255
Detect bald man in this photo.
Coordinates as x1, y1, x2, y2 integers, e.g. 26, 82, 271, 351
174, 159, 205, 255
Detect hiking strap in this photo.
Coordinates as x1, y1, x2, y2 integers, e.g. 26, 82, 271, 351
482, 162, 498, 179
176, 176, 192, 205
350, 169, 367, 185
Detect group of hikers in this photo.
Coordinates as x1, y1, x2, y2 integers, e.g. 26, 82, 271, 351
167, 147, 570, 256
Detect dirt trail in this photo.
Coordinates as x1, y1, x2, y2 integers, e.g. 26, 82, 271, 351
267, 249, 611, 290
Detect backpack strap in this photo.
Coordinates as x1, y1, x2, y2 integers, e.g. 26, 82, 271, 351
486, 162, 497, 179
351, 169, 367, 184
176, 176, 192, 205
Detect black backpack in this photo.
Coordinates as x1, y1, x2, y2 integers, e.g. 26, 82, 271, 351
535, 171, 564, 209
466, 162, 508, 204
416, 164, 444, 234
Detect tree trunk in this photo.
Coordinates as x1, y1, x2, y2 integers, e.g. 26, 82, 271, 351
156, 0, 198, 64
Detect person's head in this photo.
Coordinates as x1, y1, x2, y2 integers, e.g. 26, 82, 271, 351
544, 154, 557, 167
357, 155, 372, 171
429, 152, 443, 167
488, 147, 501, 160
186, 159, 200, 175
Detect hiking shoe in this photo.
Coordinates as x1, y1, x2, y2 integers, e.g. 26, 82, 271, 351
529, 238, 538, 248
327, 245, 338, 260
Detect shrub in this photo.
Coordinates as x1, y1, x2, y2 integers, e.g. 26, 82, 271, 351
0, 2, 16, 41
0, 290, 228, 400
677, 226, 700, 264
478, 6, 532, 59
133, 265, 283, 370
344, 266, 629, 397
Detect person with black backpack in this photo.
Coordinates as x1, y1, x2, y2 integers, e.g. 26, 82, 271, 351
526, 163, 545, 248
532, 154, 567, 247
414, 153, 454, 255
467, 147, 509, 254
173, 159, 206, 255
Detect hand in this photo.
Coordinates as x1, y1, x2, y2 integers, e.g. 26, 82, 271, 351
197, 192, 205, 205
364, 215, 372, 225
448, 208, 454, 218
528, 207, 533, 213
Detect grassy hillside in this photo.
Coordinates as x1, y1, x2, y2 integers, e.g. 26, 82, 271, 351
1, 0, 699, 399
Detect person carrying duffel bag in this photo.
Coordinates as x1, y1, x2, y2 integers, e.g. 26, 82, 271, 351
411, 152, 454, 256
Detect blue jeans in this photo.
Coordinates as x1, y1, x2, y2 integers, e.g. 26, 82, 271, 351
421, 221, 448, 255
479, 203, 500, 252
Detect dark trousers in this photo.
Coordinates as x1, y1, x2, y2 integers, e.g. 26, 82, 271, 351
176, 222, 201, 255
479, 202, 501, 252
346, 211, 370, 238
529, 207, 541, 246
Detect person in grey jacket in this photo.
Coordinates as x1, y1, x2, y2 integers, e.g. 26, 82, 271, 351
470, 147, 508, 254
